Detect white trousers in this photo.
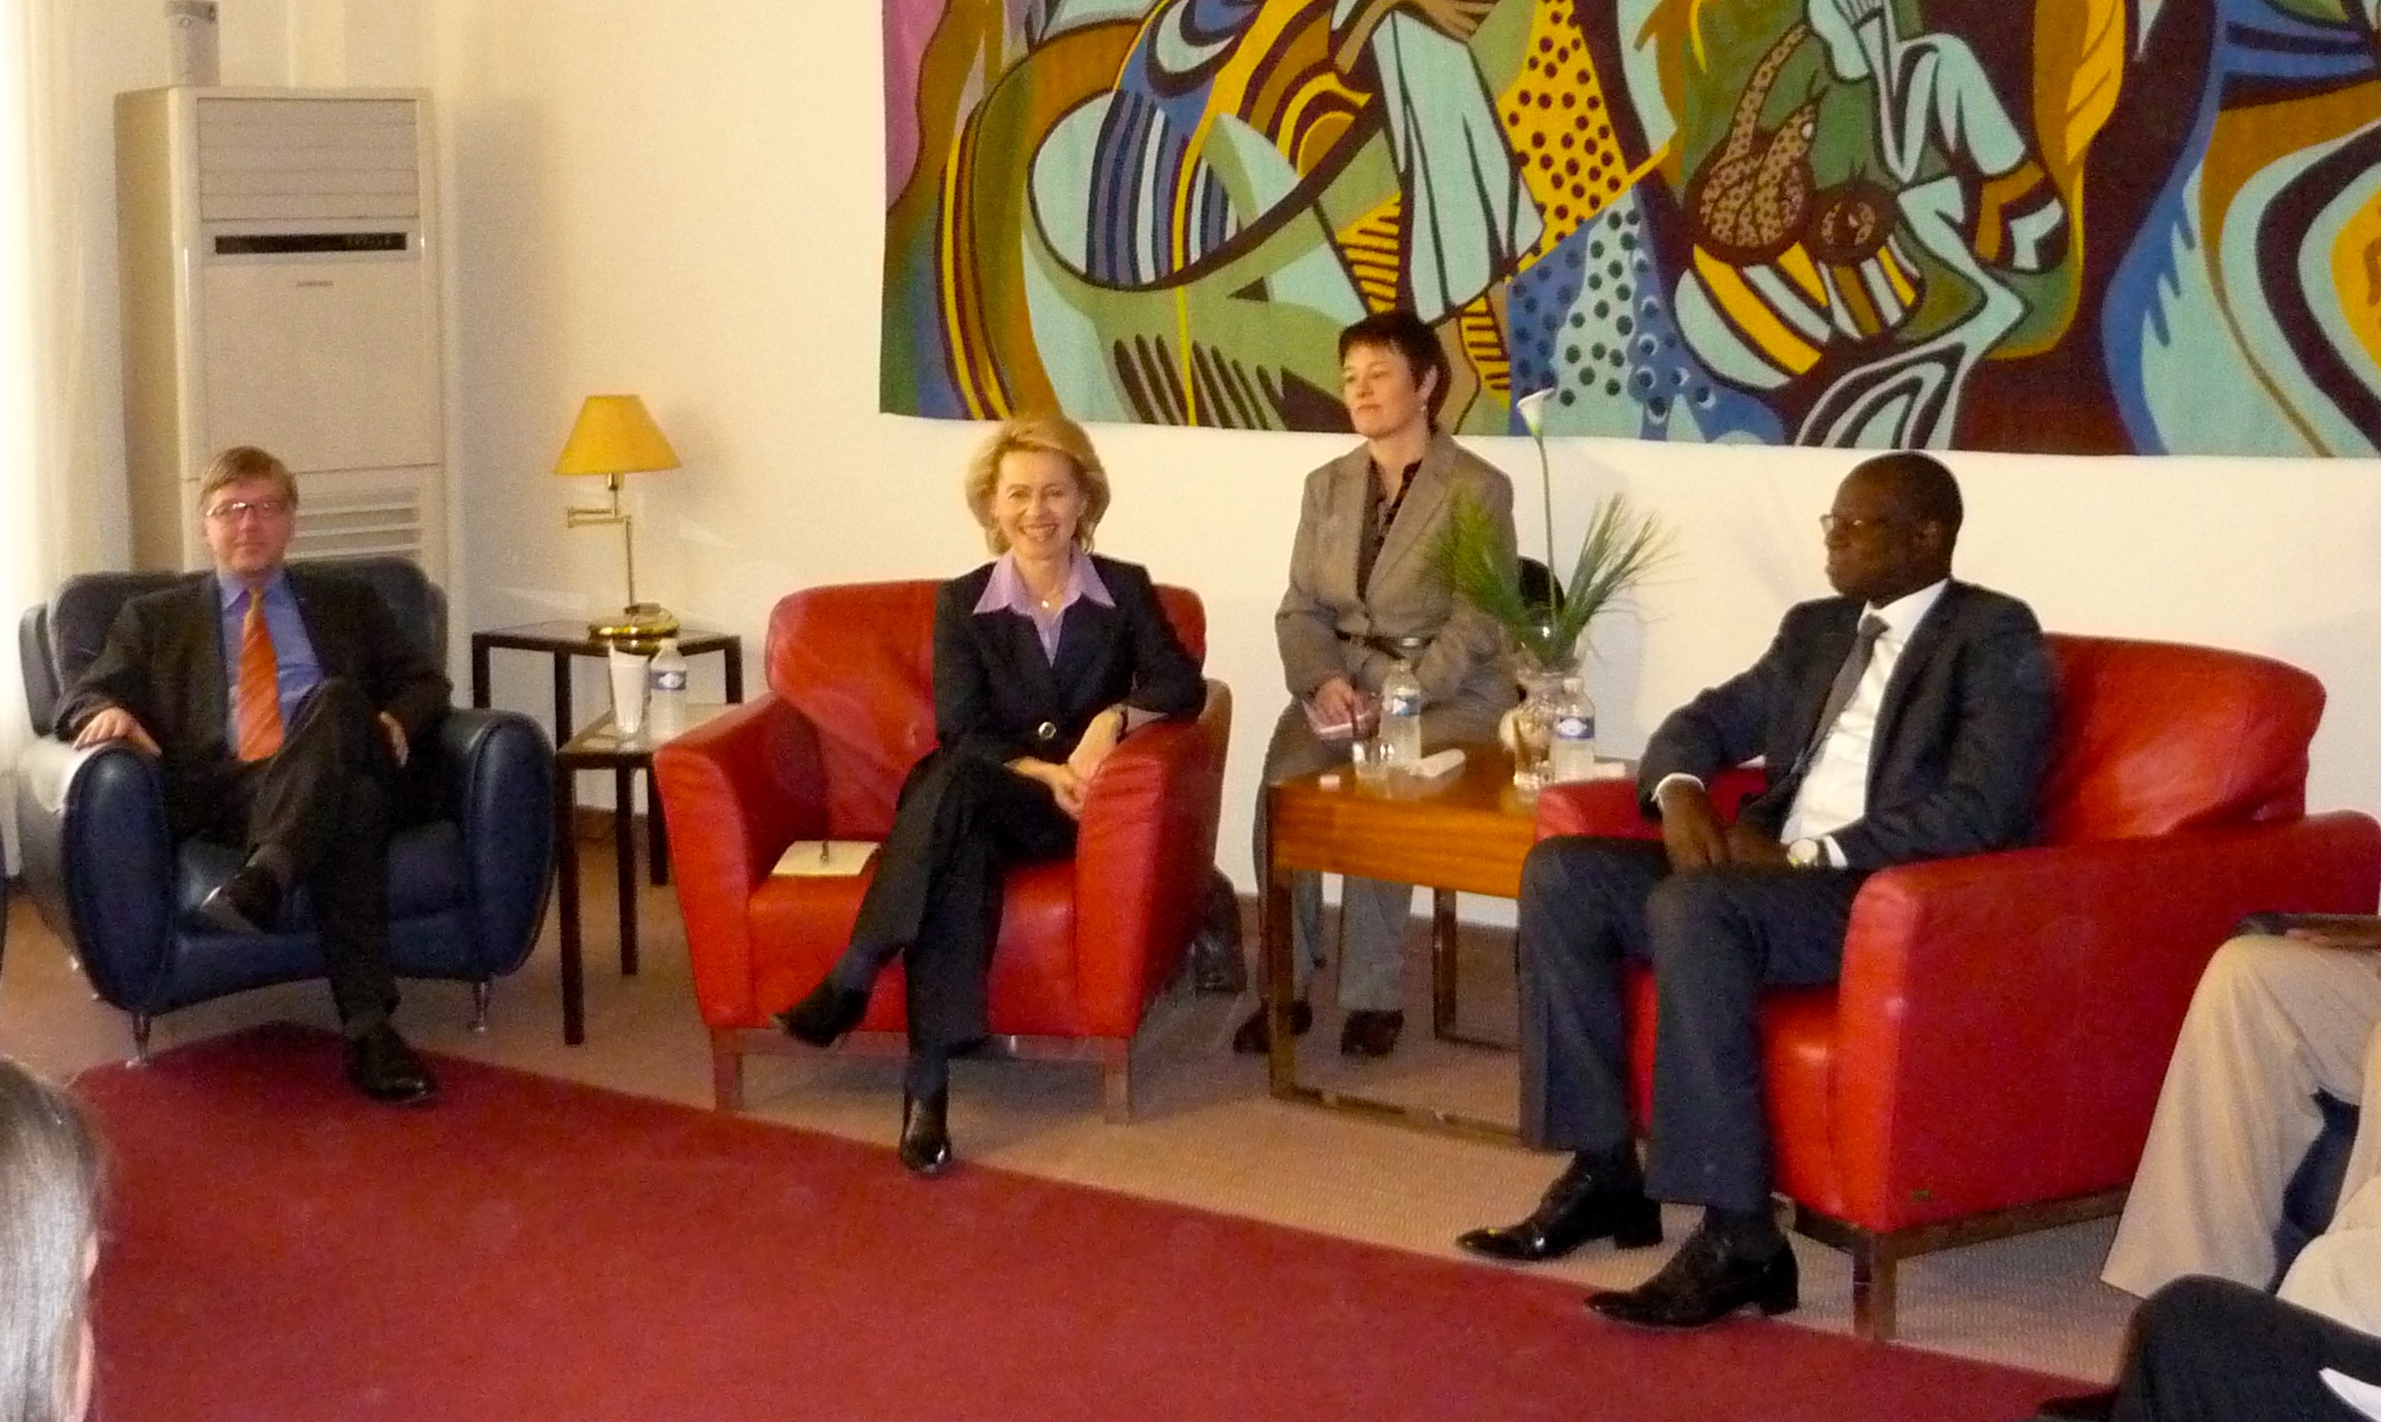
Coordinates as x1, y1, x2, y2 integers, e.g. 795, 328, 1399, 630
2103, 934, 2381, 1333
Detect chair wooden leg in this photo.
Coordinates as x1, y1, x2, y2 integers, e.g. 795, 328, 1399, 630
469, 981, 492, 1033
710, 1029, 744, 1112
1851, 1238, 1898, 1341
130, 1013, 153, 1066
1100, 1039, 1131, 1124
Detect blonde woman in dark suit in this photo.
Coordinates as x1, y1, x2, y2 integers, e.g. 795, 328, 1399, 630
1235, 309, 1517, 1060
779, 415, 1206, 1175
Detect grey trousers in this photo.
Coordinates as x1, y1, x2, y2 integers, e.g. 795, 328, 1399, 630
1516, 835, 1863, 1212
1253, 697, 1502, 1012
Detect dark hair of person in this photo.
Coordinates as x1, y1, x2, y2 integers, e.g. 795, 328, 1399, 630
1336, 309, 1451, 426
0, 1058, 101, 1422
1854, 449, 1964, 539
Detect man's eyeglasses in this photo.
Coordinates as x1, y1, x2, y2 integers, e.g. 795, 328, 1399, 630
206, 498, 291, 523
1819, 514, 1904, 539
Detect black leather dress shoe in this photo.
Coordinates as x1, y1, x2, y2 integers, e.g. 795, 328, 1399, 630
1587, 1223, 1798, 1329
1230, 1000, 1312, 1054
1457, 1157, 1662, 1262
898, 1090, 952, 1177
1339, 1009, 1404, 1058
777, 978, 870, 1047
2031, 1389, 2117, 1421
198, 864, 283, 934
343, 1024, 436, 1105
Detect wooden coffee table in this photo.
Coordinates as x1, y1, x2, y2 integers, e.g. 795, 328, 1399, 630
1257, 743, 1553, 1140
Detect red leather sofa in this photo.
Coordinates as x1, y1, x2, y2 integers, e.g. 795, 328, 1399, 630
1535, 633, 2381, 1338
654, 581, 1231, 1119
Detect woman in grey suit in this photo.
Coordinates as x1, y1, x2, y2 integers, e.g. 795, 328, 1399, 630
1235, 309, 1517, 1059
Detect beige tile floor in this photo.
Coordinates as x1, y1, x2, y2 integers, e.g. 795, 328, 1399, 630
0, 829, 2134, 1388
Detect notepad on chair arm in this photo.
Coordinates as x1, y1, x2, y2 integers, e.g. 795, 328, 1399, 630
771, 840, 879, 877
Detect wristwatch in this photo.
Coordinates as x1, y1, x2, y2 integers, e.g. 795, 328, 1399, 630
1787, 838, 1823, 868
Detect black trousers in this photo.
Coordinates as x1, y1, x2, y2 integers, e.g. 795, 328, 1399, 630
833, 751, 1076, 1052
1516, 835, 1865, 1212
2110, 1277, 2381, 1421
179, 679, 406, 1034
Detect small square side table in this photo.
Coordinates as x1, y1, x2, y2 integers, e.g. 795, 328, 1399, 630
552, 706, 727, 1045
470, 621, 743, 890
1258, 745, 1643, 1140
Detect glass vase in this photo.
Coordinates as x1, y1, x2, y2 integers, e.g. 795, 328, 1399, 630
1506, 654, 1582, 794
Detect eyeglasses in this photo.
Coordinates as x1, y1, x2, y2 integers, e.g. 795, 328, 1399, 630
206, 498, 292, 523
1819, 514, 1905, 539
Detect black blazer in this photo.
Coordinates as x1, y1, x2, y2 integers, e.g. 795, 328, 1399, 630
1636, 580, 2055, 871
933, 555, 1205, 766
56, 566, 452, 801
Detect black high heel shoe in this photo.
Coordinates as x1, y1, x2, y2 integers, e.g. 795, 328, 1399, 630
777, 977, 870, 1047
899, 1089, 952, 1177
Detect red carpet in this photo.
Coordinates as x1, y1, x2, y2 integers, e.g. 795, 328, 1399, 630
76, 1025, 2071, 1421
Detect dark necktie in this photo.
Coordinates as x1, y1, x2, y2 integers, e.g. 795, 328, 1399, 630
1799, 613, 1888, 770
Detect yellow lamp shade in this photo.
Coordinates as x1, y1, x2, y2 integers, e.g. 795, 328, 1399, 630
553, 395, 680, 477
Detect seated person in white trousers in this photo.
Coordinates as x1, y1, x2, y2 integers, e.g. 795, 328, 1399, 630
2037, 927, 2381, 1420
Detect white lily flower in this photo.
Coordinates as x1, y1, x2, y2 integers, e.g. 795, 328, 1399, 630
1516, 388, 1555, 438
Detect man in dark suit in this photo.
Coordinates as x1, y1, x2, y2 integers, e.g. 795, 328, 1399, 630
1456, 451, 2055, 1328
56, 446, 449, 1104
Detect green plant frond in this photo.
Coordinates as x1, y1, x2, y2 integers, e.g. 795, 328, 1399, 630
1435, 492, 1536, 637
1436, 489, 1675, 668
1559, 495, 1677, 654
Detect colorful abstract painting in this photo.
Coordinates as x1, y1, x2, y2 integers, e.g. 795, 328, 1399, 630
882, 0, 2381, 456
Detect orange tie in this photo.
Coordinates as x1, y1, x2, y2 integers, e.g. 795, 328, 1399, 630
235, 595, 284, 761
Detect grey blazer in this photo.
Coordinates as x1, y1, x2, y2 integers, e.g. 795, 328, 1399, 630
1273, 429, 1515, 714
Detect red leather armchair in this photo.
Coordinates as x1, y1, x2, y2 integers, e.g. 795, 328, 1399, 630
1536, 634, 2381, 1338
654, 581, 1231, 1119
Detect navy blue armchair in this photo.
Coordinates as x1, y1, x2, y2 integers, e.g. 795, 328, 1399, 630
13, 557, 554, 1056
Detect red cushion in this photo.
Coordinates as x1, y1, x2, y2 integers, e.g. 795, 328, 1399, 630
2038, 634, 2322, 842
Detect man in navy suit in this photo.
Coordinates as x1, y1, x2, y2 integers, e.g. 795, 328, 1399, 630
56, 446, 449, 1104
1457, 452, 2055, 1328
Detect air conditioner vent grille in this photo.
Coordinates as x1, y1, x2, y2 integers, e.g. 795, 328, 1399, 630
196, 98, 419, 222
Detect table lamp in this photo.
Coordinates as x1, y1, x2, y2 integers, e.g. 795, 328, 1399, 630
555, 394, 681, 641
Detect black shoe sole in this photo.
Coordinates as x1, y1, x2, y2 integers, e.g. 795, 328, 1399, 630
1586, 1255, 1798, 1329
899, 1092, 952, 1176
1587, 1291, 1799, 1330
1456, 1201, 1663, 1262
349, 1076, 438, 1106
900, 1144, 952, 1176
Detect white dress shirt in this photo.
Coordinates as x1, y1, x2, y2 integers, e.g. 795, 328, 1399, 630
1780, 579, 1948, 862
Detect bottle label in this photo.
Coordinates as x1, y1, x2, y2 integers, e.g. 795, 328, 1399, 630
1386, 691, 1421, 717
650, 669, 688, 692
1553, 713, 1594, 742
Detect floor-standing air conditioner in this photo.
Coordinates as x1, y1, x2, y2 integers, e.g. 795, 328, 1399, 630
116, 87, 446, 579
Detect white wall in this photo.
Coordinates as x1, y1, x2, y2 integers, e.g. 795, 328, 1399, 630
53, 1, 2381, 894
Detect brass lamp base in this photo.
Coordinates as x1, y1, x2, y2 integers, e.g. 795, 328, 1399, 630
589, 602, 680, 643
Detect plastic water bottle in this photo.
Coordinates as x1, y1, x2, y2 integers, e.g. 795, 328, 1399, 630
1549, 677, 1598, 783
646, 637, 689, 739
1380, 659, 1423, 769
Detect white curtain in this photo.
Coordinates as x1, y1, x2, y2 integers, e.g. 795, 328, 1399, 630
1, 0, 111, 868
